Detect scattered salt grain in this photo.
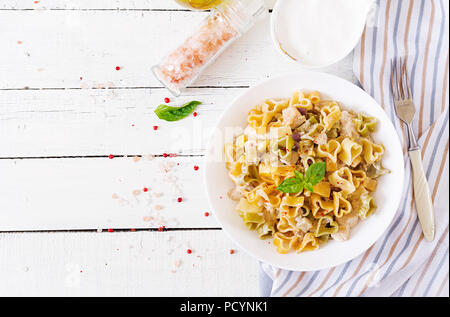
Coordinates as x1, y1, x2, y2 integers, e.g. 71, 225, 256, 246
174, 259, 182, 268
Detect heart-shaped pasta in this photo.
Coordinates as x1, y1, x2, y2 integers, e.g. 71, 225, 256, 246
314, 215, 339, 237
256, 222, 275, 239
317, 139, 342, 163
338, 138, 363, 166
361, 139, 385, 164
320, 103, 342, 130
296, 233, 320, 253
276, 216, 296, 233
280, 195, 305, 218
301, 123, 326, 142
274, 232, 301, 254
329, 167, 357, 195
289, 91, 314, 112
350, 170, 367, 188
312, 181, 331, 198
270, 136, 295, 164
288, 91, 306, 107
307, 91, 321, 105
251, 184, 283, 209
311, 193, 335, 217
354, 113, 377, 137
332, 191, 353, 218
356, 191, 377, 220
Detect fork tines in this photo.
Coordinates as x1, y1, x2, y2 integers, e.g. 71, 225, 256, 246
391, 57, 412, 102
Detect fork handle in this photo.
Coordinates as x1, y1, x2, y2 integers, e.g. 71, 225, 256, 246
409, 149, 435, 241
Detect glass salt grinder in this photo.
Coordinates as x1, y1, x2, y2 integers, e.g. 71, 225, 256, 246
152, 0, 268, 97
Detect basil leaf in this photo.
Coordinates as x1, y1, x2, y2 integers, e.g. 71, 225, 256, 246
276, 177, 304, 194
294, 170, 304, 181
305, 162, 326, 185
155, 101, 201, 122
304, 183, 314, 193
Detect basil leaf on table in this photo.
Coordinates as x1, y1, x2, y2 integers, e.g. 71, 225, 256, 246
155, 101, 202, 122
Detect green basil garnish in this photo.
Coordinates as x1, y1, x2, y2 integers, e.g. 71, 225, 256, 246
305, 161, 327, 185
155, 101, 201, 122
276, 162, 326, 194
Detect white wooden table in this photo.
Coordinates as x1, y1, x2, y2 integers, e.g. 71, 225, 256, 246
0, 0, 357, 296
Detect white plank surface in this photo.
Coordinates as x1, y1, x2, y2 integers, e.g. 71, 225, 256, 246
0, 0, 277, 10
0, 9, 355, 89
0, 230, 259, 296
0, 88, 237, 157
0, 0, 186, 10
0, 157, 219, 231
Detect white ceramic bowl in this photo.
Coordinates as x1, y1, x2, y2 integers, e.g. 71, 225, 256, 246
204, 71, 404, 271
270, 0, 372, 69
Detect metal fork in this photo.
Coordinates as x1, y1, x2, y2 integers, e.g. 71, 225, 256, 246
391, 57, 435, 241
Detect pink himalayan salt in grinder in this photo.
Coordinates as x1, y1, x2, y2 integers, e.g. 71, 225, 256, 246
152, 0, 267, 97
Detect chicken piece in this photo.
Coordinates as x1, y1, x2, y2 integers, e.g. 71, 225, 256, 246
244, 140, 260, 164
340, 111, 358, 139
261, 152, 279, 166
295, 217, 313, 233
263, 208, 276, 226
331, 210, 359, 242
289, 150, 299, 165
315, 132, 328, 145
282, 106, 306, 129
228, 187, 244, 201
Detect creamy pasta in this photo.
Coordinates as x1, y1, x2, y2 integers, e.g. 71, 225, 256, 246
225, 91, 389, 254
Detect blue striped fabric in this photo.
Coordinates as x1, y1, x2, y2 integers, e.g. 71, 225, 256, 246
260, 0, 449, 297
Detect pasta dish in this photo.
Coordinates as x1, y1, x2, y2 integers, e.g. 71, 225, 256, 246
224, 91, 389, 254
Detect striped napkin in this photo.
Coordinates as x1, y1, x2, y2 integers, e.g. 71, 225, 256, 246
260, 0, 449, 297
